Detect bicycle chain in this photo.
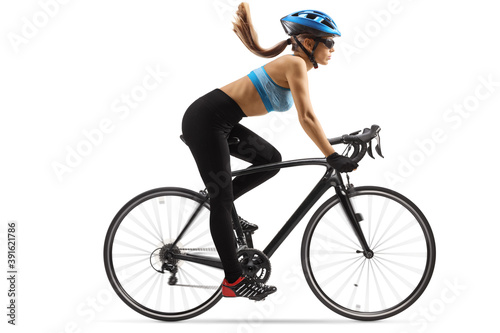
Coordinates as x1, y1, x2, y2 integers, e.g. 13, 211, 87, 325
177, 247, 217, 252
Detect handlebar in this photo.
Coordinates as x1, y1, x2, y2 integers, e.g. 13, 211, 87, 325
328, 124, 384, 163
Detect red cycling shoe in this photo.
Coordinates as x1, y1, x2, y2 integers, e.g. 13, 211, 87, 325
222, 275, 277, 301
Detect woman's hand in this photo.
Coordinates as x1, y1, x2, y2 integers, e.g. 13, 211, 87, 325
326, 152, 358, 172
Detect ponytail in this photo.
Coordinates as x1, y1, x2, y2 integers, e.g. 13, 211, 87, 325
232, 2, 290, 58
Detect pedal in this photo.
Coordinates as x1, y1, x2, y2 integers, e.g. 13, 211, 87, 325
355, 213, 364, 222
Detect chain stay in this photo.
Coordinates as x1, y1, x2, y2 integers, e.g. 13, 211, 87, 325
171, 283, 219, 290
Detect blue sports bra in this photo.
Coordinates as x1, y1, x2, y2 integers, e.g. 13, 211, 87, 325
247, 66, 294, 112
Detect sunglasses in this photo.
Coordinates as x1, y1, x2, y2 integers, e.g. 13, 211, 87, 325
315, 38, 335, 49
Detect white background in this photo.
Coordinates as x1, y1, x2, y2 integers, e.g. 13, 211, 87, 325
1, 0, 499, 332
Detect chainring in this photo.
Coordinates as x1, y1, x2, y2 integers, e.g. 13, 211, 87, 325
236, 248, 271, 284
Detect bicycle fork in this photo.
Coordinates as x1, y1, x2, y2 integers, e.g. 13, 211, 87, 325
333, 175, 374, 259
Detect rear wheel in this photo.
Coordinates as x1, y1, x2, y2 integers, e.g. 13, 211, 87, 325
103, 187, 223, 321
301, 186, 436, 320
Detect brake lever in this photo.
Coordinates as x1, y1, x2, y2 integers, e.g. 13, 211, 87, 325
348, 130, 361, 136
375, 133, 384, 158
367, 140, 374, 159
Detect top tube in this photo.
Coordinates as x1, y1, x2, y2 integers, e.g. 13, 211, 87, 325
231, 158, 330, 177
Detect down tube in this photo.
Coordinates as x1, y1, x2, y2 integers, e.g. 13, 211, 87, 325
263, 168, 334, 258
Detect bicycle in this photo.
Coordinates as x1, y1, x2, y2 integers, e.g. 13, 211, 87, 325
103, 124, 436, 321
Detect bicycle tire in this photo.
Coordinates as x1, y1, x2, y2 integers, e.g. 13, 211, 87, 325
103, 187, 223, 321
301, 186, 436, 321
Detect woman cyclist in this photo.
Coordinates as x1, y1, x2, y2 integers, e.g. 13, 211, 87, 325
181, 3, 358, 301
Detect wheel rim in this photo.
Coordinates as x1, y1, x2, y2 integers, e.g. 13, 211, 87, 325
304, 188, 435, 319
105, 190, 223, 319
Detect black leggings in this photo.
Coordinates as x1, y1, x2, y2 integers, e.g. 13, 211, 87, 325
182, 89, 281, 281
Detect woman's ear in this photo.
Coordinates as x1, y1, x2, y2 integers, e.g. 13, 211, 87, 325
303, 38, 315, 52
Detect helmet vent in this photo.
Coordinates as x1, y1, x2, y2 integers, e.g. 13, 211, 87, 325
305, 13, 318, 20
321, 19, 334, 29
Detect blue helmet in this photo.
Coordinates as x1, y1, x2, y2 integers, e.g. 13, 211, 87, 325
280, 10, 340, 69
280, 10, 341, 37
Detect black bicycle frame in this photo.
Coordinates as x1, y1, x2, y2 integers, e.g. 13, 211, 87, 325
171, 158, 373, 269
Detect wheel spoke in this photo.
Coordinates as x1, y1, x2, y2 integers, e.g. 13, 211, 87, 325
167, 196, 173, 241
310, 250, 357, 255
372, 205, 405, 250
177, 197, 187, 235
156, 273, 165, 311
347, 260, 367, 309
332, 258, 366, 301
370, 259, 386, 310
120, 225, 158, 247
314, 233, 359, 252
375, 256, 424, 278
182, 228, 211, 248
129, 270, 160, 300
128, 213, 163, 244
364, 260, 372, 311
179, 269, 189, 310
115, 257, 150, 273
169, 273, 175, 312
375, 234, 424, 253
122, 265, 153, 285
188, 208, 210, 232
178, 269, 203, 304
323, 217, 362, 249
139, 204, 164, 245
376, 252, 426, 257
113, 239, 151, 254
183, 260, 222, 283
367, 195, 373, 252
369, 198, 389, 247
315, 255, 361, 272
371, 258, 403, 301
113, 253, 150, 258
319, 256, 364, 287
143, 272, 162, 306
373, 218, 416, 251
153, 197, 165, 244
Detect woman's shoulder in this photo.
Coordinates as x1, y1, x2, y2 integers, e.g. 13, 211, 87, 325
260, 55, 307, 87
265, 55, 306, 74
276, 54, 305, 65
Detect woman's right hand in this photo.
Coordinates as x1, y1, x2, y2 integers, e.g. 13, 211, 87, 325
326, 152, 358, 172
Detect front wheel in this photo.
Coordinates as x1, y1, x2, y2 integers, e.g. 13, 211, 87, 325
301, 186, 436, 321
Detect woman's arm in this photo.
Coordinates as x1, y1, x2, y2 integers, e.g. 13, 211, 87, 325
286, 58, 335, 157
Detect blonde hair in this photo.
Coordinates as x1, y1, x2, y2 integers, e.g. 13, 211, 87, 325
232, 2, 290, 58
